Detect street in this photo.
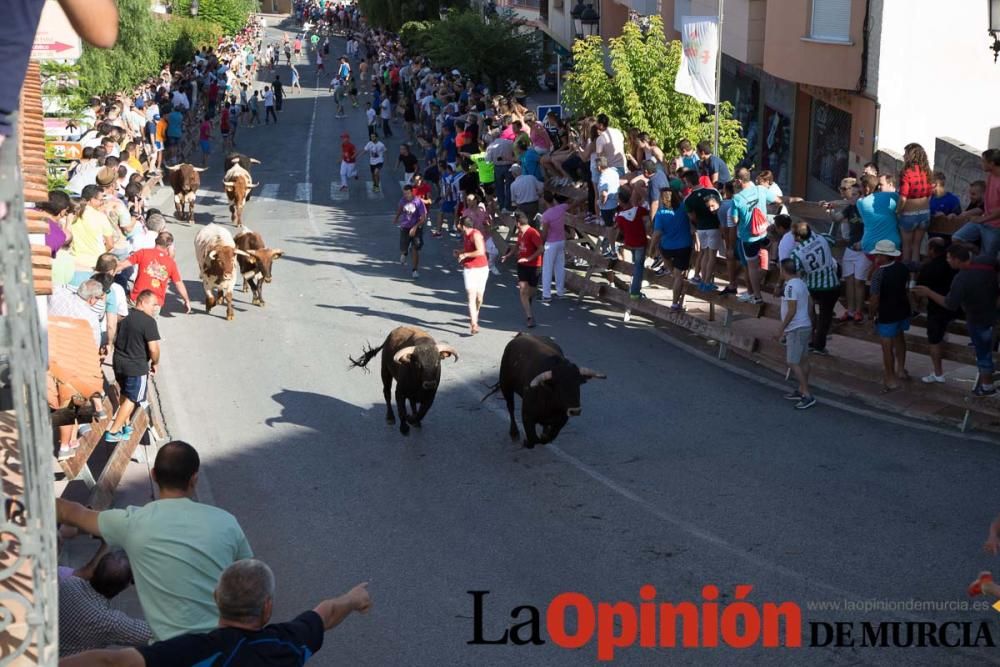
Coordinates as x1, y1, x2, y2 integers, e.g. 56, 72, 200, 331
143, 20, 1000, 666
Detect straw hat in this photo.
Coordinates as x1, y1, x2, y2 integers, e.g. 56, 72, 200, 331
872, 240, 901, 257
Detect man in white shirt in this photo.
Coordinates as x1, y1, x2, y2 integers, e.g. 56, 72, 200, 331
170, 89, 190, 112
363, 132, 386, 192
380, 97, 393, 138
509, 164, 544, 221
487, 135, 516, 212
595, 113, 626, 173
777, 259, 816, 410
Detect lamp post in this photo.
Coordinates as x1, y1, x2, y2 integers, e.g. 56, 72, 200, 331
580, 2, 600, 38
190, 0, 198, 16
571, 0, 586, 38
990, 0, 1000, 62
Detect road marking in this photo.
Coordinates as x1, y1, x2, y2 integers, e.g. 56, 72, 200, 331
330, 182, 349, 201
365, 181, 384, 200
295, 182, 312, 201
302, 62, 320, 233
259, 183, 279, 201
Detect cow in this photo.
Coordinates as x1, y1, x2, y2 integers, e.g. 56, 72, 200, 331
483, 333, 606, 448
165, 163, 206, 223
194, 223, 247, 321
234, 228, 283, 306
223, 160, 260, 228
349, 326, 458, 436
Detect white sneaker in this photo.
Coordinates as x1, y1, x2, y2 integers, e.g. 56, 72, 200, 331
736, 292, 755, 303
400, 254, 406, 265
490, 266, 500, 276
921, 374, 946, 384
412, 269, 419, 278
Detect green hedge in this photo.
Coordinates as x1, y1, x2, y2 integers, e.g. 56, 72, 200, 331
170, 0, 258, 36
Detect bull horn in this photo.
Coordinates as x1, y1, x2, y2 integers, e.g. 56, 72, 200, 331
249, 182, 261, 188
392, 346, 416, 364
250, 158, 262, 164
192, 167, 207, 172
235, 248, 252, 257
436, 344, 459, 362
270, 249, 284, 259
165, 165, 181, 171
529, 370, 553, 388
579, 367, 607, 379
230, 156, 241, 164
208, 249, 218, 260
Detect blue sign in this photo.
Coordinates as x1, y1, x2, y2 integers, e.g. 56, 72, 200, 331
537, 104, 563, 120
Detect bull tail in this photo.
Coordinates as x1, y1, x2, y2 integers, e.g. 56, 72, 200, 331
481, 380, 502, 402
348, 342, 384, 373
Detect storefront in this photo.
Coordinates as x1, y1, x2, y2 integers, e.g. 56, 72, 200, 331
720, 56, 796, 194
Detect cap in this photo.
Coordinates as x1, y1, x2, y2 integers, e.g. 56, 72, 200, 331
153, 114, 161, 121
451, 69, 461, 76
134, 98, 145, 109
95, 167, 117, 187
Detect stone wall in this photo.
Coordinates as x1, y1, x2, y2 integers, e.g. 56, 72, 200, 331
875, 137, 983, 207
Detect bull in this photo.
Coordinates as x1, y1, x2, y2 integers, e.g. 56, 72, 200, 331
349, 326, 458, 436
484, 333, 605, 448
194, 223, 248, 321
234, 228, 283, 306
223, 160, 260, 228
165, 163, 206, 223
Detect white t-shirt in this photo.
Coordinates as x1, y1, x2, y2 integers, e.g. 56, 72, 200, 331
769, 182, 789, 215
380, 98, 391, 119
777, 231, 796, 261
263, 90, 274, 107
366, 108, 376, 125
364, 141, 386, 165
781, 277, 812, 332
595, 127, 626, 170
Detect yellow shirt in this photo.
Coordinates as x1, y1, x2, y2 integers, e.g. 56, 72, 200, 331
128, 156, 145, 175
70, 206, 115, 269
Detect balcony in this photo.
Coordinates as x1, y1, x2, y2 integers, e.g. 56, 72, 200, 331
674, 0, 765, 66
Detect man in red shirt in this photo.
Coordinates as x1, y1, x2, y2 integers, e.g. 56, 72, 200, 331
503, 212, 544, 327
411, 173, 432, 209
115, 231, 192, 314
339, 132, 357, 190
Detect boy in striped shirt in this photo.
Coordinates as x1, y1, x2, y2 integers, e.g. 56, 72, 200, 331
789, 222, 840, 356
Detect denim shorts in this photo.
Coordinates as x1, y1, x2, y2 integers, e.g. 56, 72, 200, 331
968, 322, 995, 374
899, 209, 930, 232
876, 318, 910, 338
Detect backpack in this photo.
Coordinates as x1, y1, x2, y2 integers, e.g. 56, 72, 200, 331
746, 188, 769, 237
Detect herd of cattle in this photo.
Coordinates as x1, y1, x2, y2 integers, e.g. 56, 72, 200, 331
164, 157, 606, 448
166, 154, 281, 321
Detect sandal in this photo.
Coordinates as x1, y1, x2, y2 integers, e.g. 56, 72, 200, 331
526, 317, 536, 329
969, 571, 993, 597
881, 384, 900, 394
470, 324, 480, 335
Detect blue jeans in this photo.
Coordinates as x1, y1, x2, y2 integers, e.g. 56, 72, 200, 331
629, 245, 646, 296
954, 223, 1000, 259
968, 321, 996, 376
493, 163, 511, 211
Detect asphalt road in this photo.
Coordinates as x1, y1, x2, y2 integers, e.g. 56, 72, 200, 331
145, 18, 1000, 666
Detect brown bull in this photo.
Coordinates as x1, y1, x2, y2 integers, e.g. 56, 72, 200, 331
234, 229, 283, 306
165, 163, 206, 223
223, 157, 260, 228
194, 224, 248, 321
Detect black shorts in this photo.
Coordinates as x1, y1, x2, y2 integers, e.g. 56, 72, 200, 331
926, 310, 955, 345
661, 247, 692, 272
399, 226, 424, 253
600, 208, 617, 227
740, 238, 767, 259
517, 265, 539, 286
370, 163, 382, 175
165, 136, 180, 148
115, 373, 149, 404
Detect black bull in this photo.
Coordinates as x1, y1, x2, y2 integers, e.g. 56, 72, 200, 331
350, 326, 458, 436
483, 333, 606, 448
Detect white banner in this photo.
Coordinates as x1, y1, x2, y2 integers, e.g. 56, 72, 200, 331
674, 16, 719, 105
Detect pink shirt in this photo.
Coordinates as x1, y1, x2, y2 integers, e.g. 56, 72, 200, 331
540, 203, 569, 242
199, 120, 211, 140
986, 174, 1000, 227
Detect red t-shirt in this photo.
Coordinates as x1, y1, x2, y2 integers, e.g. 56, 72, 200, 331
517, 226, 543, 267
413, 182, 432, 202
129, 247, 180, 304
616, 205, 649, 248
342, 141, 356, 163
462, 229, 488, 268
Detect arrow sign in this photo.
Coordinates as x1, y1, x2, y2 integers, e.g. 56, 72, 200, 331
31, 1, 82, 61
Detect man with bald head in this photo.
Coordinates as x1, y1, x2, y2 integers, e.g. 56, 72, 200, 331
57, 441, 253, 640
60, 559, 371, 666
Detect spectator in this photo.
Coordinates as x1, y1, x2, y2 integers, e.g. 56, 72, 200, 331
70, 185, 116, 271
897, 143, 933, 268
729, 168, 780, 304
485, 132, 515, 213
539, 191, 570, 301
868, 240, 910, 392
49, 279, 104, 348
502, 212, 543, 328
962, 180, 986, 219
594, 113, 626, 174
832, 182, 868, 323
914, 244, 998, 396
59, 543, 152, 657
615, 186, 651, 301
105, 290, 160, 443
115, 231, 192, 313
952, 149, 1000, 257
857, 174, 901, 255
509, 164, 543, 222
789, 223, 839, 356
696, 140, 731, 185
929, 171, 962, 222
644, 160, 671, 218
454, 214, 489, 335
59, 559, 371, 667
596, 156, 621, 256
56, 441, 254, 640
878, 172, 896, 192
718, 181, 739, 295
774, 214, 795, 262
913, 238, 958, 383
649, 188, 690, 311
38, 190, 74, 258
674, 138, 699, 172
777, 259, 816, 410
681, 170, 722, 291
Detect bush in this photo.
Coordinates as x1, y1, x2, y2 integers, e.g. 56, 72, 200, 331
171, 0, 257, 35
400, 21, 431, 51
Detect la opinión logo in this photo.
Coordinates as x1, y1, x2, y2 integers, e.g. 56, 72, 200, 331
468, 585, 803, 661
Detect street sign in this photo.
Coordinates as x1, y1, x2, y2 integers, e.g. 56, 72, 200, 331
49, 141, 82, 161
537, 104, 563, 120
32, 0, 82, 61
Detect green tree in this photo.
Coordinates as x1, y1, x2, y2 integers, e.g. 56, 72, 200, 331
359, 0, 468, 31
171, 0, 258, 35
563, 16, 745, 171
420, 11, 542, 92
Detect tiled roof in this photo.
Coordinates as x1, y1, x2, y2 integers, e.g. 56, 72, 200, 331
19, 61, 52, 295
47, 316, 103, 399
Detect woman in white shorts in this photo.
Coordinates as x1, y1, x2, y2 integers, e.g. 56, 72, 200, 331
455, 215, 489, 335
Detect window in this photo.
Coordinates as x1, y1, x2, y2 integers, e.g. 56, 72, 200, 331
808, 98, 851, 197
810, 0, 851, 42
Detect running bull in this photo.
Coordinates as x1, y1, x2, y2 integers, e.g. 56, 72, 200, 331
349, 326, 458, 436
234, 228, 283, 307
484, 333, 606, 448
194, 223, 248, 321
165, 163, 206, 222
223, 153, 261, 228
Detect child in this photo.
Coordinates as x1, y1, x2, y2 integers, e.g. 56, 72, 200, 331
929, 171, 962, 219
435, 162, 459, 237
777, 259, 816, 410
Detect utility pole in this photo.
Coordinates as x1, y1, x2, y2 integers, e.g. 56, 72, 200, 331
713, 0, 724, 153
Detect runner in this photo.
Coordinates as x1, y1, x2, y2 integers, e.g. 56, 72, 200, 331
454, 215, 489, 335
198, 113, 212, 167
502, 212, 544, 328
339, 132, 358, 191
393, 184, 427, 279
363, 132, 386, 192
290, 64, 301, 94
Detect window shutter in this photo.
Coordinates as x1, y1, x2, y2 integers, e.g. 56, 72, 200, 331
810, 0, 851, 41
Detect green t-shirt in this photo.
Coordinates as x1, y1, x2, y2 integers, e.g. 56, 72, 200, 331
472, 153, 494, 184
99, 497, 253, 640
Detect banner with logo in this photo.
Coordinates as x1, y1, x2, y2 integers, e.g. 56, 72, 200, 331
674, 16, 719, 105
